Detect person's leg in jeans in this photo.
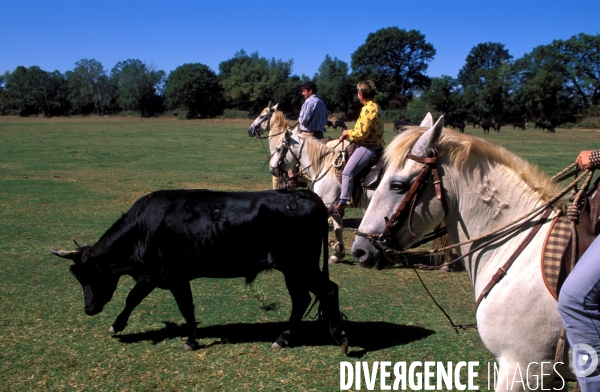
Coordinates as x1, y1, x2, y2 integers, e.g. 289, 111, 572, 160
558, 237, 600, 391
335, 145, 377, 217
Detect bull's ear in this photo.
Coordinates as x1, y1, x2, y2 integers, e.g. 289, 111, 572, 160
411, 116, 444, 157
420, 112, 434, 127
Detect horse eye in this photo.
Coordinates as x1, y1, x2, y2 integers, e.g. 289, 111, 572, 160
390, 182, 407, 192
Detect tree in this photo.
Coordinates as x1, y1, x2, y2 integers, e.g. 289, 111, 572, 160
350, 27, 435, 108
421, 75, 464, 119
164, 63, 224, 118
4, 66, 68, 116
219, 50, 293, 113
511, 44, 567, 122
271, 74, 308, 119
110, 59, 165, 116
314, 55, 354, 113
458, 42, 513, 122
0, 72, 7, 114
65, 59, 113, 115
554, 33, 600, 108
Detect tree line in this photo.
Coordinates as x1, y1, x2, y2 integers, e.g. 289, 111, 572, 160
1, 27, 598, 127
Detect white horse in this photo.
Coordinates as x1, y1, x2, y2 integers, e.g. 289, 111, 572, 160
247, 102, 291, 189
351, 116, 574, 391
269, 128, 352, 263
268, 114, 437, 264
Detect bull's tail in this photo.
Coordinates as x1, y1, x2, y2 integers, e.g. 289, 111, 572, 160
322, 224, 330, 281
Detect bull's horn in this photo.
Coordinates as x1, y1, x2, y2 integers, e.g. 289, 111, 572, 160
48, 244, 80, 260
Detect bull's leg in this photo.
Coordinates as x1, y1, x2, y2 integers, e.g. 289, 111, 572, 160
169, 281, 199, 351
304, 277, 348, 353
109, 280, 156, 335
273, 274, 312, 349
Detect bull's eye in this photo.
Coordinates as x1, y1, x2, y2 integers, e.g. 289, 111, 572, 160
390, 181, 407, 193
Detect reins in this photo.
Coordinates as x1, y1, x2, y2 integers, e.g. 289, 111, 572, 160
278, 134, 347, 185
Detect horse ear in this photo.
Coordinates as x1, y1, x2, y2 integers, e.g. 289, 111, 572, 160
419, 112, 434, 127
272, 103, 279, 111
411, 116, 444, 157
268, 101, 274, 110
284, 129, 291, 139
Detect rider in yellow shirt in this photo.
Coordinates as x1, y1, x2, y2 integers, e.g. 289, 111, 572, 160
334, 80, 384, 217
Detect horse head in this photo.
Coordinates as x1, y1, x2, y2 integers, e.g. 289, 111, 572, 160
248, 101, 278, 138
352, 115, 448, 269
269, 128, 301, 177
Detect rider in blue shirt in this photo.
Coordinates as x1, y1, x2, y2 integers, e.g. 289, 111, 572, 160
298, 81, 328, 139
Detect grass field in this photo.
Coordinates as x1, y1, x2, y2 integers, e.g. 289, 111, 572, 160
1, 115, 597, 391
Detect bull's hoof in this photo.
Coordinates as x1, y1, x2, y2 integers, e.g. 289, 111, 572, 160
271, 341, 283, 349
108, 323, 126, 335
182, 341, 199, 352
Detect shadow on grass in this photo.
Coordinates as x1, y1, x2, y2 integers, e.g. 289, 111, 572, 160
112, 320, 434, 355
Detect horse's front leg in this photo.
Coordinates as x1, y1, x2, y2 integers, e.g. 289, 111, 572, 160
169, 281, 199, 351
109, 280, 156, 334
328, 214, 345, 264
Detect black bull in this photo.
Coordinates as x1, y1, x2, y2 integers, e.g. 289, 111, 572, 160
49, 189, 348, 352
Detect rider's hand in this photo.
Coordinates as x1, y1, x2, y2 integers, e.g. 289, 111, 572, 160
338, 129, 349, 142
576, 151, 592, 170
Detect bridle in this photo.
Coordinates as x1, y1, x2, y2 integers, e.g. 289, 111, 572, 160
370, 152, 449, 247
273, 131, 346, 184
248, 109, 274, 139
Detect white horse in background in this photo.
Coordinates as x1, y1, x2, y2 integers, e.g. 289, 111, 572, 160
351, 116, 574, 390
268, 113, 436, 264
270, 128, 351, 263
247, 102, 291, 189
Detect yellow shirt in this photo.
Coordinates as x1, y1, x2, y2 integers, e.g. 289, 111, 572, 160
348, 101, 384, 146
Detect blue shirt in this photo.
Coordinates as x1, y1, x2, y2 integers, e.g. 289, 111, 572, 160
299, 95, 328, 132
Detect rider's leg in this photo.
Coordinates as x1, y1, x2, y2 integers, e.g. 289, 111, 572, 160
558, 237, 600, 391
335, 145, 377, 217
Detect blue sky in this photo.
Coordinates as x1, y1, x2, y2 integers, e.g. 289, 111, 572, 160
1, 0, 599, 79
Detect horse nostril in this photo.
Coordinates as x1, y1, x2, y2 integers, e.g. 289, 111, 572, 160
352, 248, 366, 259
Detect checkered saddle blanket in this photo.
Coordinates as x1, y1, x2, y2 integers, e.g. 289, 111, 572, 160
541, 216, 573, 301
542, 178, 600, 300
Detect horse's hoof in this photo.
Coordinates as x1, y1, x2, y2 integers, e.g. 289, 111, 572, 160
328, 256, 339, 264
440, 265, 450, 272
271, 342, 283, 349
108, 326, 116, 334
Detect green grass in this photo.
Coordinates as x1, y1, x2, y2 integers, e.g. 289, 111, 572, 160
1, 116, 596, 391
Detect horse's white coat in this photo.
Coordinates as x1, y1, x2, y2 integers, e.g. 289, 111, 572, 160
352, 115, 572, 391
270, 129, 364, 263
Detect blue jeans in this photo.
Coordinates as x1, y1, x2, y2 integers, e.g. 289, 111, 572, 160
558, 236, 600, 391
340, 144, 380, 202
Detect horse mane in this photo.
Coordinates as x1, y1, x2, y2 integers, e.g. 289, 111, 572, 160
385, 126, 559, 201
299, 133, 338, 177
270, 110, 289, 133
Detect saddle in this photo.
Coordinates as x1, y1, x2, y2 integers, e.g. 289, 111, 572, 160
542, 177, 600, 299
